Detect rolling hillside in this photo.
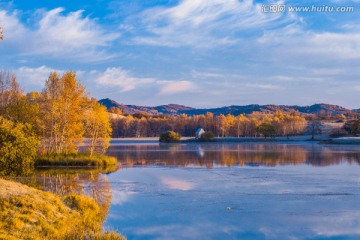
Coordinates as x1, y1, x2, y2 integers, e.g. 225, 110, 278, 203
99, 98, 195, 115
99, 98, 357, 116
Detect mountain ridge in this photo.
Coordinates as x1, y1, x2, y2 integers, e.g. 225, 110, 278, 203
98, 98, 357, 116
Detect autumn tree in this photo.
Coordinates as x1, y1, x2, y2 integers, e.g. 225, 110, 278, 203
159, 131, 181, 143
2, 95, 42, 134
256, 122, 276, 138
84, 99, 112, 156
41, 71, 86, 153
200, 131, 215, 142
216, 114, 231, 137
233, 114, 245, 137
0, 71, 23, 110
273, 111, 306, 139
307, 114, 322, 140
109, 107, 123, 115
0, 116, 40, 176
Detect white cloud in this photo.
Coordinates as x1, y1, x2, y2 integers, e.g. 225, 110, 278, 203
15, 65, 61, 87
0, 10, 27, 41
159, 80, 196, 95
94, 67, 197, 95
0, 8, 119, 61
130, 0, 294, 48
341, 23, 360, 31
307, 33, 360, 59
34, 8, 119, 57
310, 68, 347, 76
126, 0, 360, 63
243, 83, 282, 90
94, 67, 155, 92
258, 27, 360, 61
267, 75, 328, 83
191, 70, 224, 79
12, 65, 198, 96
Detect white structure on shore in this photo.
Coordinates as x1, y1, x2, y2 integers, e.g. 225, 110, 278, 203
195, 128, 205, 139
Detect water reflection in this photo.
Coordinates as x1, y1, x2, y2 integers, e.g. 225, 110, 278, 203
107, 143, 360, 168
5, 143, 360, 239
105, 148, 360, 240
6, 167, 118, 218
161, 177, 194, 191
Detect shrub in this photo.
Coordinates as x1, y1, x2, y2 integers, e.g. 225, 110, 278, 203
353, 119, 360, 131
329, 128, 348, 138
200, 131, 215, 142
344, 119, 360, 136
0, 117, 40, 176
159, 131, 181, 143
256, 122, 276, 138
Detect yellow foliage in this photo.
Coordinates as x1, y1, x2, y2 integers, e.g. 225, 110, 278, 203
84, 100, 112, 156
41, 71, 86, 154
0, 178, 125, 240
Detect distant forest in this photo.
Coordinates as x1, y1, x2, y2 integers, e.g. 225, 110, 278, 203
102, 99, 359, 138
110, 111, 315, 138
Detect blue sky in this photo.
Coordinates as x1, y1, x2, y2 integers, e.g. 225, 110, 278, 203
1, 0, 360, 108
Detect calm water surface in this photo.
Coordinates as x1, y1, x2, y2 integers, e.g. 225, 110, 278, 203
103, 143, 360, 240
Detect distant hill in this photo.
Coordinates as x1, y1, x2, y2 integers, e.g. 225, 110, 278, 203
181, 104, 354, 116
98, 98, 195, 115
98, 98, 357, 116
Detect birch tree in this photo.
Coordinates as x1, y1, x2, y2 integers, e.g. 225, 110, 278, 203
84, 99, 112, 156
42, 71, 86, 153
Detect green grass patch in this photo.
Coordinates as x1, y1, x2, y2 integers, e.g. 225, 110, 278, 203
0, 178, 125, 240
35, 153, 117, 167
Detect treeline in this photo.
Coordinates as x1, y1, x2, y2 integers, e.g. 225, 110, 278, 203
0, 71, 112, 175
111, 111, 308, 138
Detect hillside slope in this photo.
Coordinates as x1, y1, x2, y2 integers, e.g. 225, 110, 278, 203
99, 98, 356, 116
99, 98, 194, 115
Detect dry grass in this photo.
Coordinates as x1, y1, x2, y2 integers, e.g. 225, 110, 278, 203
0, 178, 125, 240
35, 153, 117, 167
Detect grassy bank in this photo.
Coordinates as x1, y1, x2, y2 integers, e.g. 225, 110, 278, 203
35, 153, 117, 167
0, 178, 124, 240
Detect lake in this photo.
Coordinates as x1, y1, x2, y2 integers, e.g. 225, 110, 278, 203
10, 142, 360, 239
103, 143, 360, 240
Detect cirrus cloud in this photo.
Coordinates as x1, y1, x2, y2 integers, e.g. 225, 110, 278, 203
127, 0, 296, 48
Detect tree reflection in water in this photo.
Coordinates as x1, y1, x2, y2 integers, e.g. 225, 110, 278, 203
6, 144, 360, 217
7, 166, 119, 218
107, 143, 360, 168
